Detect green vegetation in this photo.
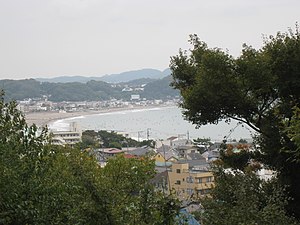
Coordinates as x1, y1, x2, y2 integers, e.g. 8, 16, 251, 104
0, 76, 178, 102
170, 26, 300, 220
199, 167, 297, 225
143, 76, 179, 99
0, 91, 180, 224
80, 130, 155, 149
0, 79, 41, 100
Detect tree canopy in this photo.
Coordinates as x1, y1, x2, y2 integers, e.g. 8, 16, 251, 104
0, 77, 179, 102
199, 166, 297, 225
80, 130, 156, 150
170, 27, 300, 219
0, 91, 180, 224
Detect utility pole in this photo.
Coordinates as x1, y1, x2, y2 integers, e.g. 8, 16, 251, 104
146, 128, 151, 140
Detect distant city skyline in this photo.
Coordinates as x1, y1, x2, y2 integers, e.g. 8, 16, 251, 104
0, 0, 299, 79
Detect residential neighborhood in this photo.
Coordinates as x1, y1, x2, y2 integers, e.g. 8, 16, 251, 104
17, 95, 179, 114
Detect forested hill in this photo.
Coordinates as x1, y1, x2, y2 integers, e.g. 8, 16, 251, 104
0, 76, 178, 102
35, 68, 171, 83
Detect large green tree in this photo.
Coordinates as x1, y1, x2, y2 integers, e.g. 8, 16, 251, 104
170, 27, 300, 218
199, 167, 297, 225
0, 91, 180, 224
101, 155, 181, 225
0, 91, 108, 224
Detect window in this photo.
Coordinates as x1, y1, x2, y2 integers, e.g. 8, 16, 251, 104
186, 188, 194, 195
176, 169, 181, 173
186, 176, 194, 183
196, 178, 203, 183
197, 190, 204, 195
175, 180, 181, 185
206, 176, 213, 182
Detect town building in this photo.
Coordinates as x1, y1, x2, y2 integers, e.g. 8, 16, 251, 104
168, 161, 214, 201
50, 122, 82, 147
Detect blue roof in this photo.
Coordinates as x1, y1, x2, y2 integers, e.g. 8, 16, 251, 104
177, 209, 201, 225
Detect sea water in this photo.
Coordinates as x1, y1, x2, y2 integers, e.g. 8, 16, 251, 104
49, 106, 254, 141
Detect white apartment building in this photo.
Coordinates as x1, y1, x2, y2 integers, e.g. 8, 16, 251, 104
51, 122, 82, 147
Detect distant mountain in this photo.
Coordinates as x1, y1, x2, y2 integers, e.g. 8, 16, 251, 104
162, 68, 171, 76
36, 68, 170, 83
142, 75, 179, 99
100, 68, 169, 83
36, 76, 101, 83
0, 75, 178, 102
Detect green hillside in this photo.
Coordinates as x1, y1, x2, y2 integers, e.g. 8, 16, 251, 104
0, 76, 178, 102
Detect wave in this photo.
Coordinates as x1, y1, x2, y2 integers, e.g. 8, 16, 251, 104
64, 115, 86, 121
48, 119, 70, 131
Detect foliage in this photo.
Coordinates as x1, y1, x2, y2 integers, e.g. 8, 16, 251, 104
81, 130, 156, 149
220, 145, 253, 171
193, 137, 213, 153
0, 91, 180, 224
0, 90, 105, 224
101, 155, 181, 225
108, 141, 123, 149
0, 79, 41, 101
0, 76, 178, 102
142, 75, 179, 100
238, 138, 248, 143
285, 106, 300, 159
193, 137, 212, 145
199, 166, 297, 225
170, 27, 300, 218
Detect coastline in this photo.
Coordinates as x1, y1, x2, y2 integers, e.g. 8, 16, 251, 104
25, 104, 176, 128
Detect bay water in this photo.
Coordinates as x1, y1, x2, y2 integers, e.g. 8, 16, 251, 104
49, 106, 254, 141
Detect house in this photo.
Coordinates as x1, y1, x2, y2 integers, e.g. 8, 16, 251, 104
154, 149, 178, 164
95, 148, 124, 160
131, 94, 140, 101
122, 87, 133, 92
169, 137, 192, 148
168, 161, 214, 201
125, 146, 155, 157
201, 150, 220, 162
176, 145, 199, 158
186, 152, 206, 161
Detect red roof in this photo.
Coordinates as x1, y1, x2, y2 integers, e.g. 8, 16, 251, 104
123, 154, 138, 159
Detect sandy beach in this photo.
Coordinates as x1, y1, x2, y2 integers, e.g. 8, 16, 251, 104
24, 105, 173, 127
25, 110, 95, 127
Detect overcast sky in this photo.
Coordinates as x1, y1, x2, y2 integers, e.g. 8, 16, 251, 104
0, 0, 299, 79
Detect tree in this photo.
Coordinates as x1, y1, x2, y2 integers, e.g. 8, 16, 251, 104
199, 166, 297, 225
285, 106, 300, 158
101, 155, 181, 225
84, 130, 156, 149
170, 27, 300, 218
0, 91, 180, 224
0, 90, 108, 224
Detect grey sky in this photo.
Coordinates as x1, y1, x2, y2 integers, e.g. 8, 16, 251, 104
0, 0, 299, 79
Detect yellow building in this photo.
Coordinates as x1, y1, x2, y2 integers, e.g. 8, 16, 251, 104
154, 151, 178, 163
168, 162, 214, 201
